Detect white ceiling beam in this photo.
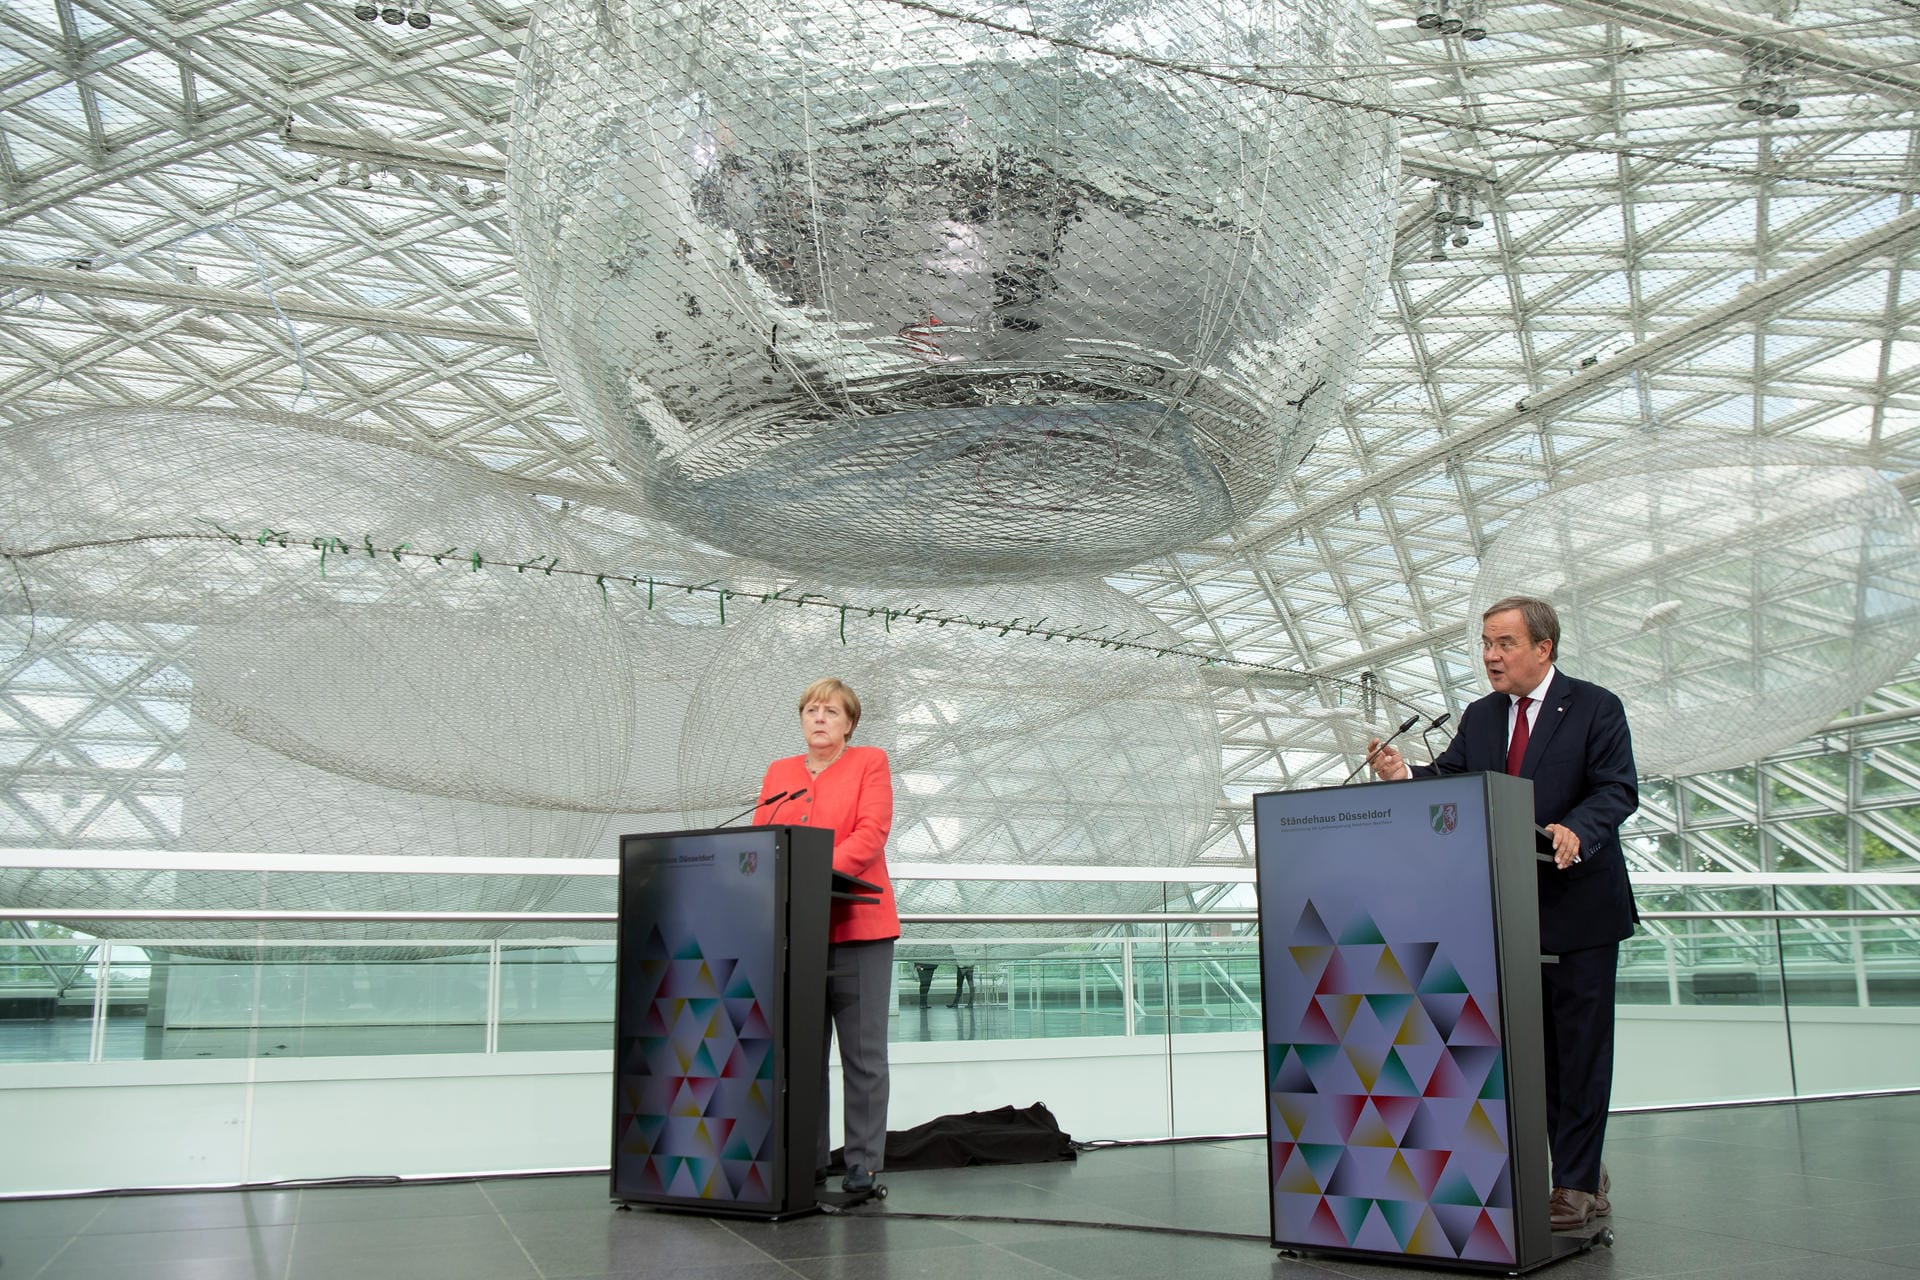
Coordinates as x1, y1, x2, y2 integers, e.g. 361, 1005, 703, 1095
0, 260, 537, 349
1222, 203, 1920, 564
1555, 0, 1920, 102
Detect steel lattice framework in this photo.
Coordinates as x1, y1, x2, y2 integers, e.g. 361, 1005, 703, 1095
2, 0, 1919, 937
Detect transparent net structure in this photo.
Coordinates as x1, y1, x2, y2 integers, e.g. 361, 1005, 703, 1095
0, 409, 1229, 948
0, 409, 645, 949
1471, 435, 1920, 778
507, 0, 1398, 584
676, 579, 1223, 933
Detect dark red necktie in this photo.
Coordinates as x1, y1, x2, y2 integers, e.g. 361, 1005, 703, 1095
1506, 696, 1532, 775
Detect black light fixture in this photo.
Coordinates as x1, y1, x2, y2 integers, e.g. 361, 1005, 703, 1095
1737, 48, 1798, 117
1416, 0, 1489, 38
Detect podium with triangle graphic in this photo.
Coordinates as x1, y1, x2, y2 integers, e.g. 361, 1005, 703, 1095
613, 824, 870, 1219
1254, 772, 1568, 1272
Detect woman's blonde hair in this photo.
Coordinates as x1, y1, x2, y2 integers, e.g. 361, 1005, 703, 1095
797, 677, 862, 737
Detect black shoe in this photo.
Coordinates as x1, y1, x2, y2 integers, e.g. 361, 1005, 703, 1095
814, 1168, 828, 1187
842, 1164, 875, 1193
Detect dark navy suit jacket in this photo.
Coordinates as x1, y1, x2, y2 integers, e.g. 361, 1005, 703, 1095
1414, 669, 1639, 954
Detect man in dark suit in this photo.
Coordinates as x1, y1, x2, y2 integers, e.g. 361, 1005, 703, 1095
1369, 595, 1638, 1231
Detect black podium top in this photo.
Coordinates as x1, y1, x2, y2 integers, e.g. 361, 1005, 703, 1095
832, 870, 881, 904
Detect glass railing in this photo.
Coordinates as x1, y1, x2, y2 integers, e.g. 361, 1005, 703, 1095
1, 852, 1915, 1102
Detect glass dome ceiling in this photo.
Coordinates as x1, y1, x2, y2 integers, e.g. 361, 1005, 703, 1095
2, 0, 1919, 917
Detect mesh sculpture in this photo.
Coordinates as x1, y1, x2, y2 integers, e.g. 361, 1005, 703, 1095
1470, 434, 1920, 777
507, 0, 1397, 583
676, 580, 1223, 934
0, 408, 656, 949
0, 409, 1235, 953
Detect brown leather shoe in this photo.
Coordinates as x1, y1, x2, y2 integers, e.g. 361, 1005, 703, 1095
1549, 1187, 1596, 1230
1594, 1164, 1611, 1217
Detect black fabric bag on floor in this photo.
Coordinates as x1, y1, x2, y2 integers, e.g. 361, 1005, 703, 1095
831, 1102, 1077, 1171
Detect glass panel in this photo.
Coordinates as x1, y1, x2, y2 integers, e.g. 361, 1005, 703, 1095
1782, 917, 1920, 1094
1615, 915, 1794, 1106
1860, 743, 1920, 800
0, 939, 100, 1064
101, 943, 152, 1062
896, 939, 1134, 1042
1167, 929, 1263, 1139
136, 949, 488, 1059
891, 917, 1174, 1140
497, 944, 616, 1051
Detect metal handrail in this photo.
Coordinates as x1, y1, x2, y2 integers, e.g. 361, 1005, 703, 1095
0, 908, 1914, 925
2, 848, 1917, 888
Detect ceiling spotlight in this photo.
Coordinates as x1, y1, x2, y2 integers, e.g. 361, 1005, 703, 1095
407, 0, 430, 27
352, 0, 376, 17
1737, 48, 1797, 117
1460, 0, 1487, 39
1415, 2, 1443, 29
381, 0, 404, 21
1458, 188, 1484, 230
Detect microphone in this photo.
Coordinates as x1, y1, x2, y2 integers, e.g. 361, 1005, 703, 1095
1420, 711, 1452, 763
717, 789, 788, 828
1344, 713, 1420, 784
766, 788, 807, 821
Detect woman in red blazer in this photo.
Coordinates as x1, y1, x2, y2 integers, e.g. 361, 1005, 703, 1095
755, 678, 898, 1193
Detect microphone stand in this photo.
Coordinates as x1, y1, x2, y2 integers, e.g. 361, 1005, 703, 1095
715, 790, 787, 828
1418, 712, 1453, 768
765, 788, 807, 821
1344, 713, 1420, 784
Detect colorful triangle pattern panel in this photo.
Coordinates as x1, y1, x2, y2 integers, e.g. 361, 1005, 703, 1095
616, 923, 773, 1203
1268, 900, 1516, 1265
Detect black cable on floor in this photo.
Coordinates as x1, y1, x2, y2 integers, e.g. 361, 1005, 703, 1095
1071, 1132, 1261, 1152
821, 1203, 1268, 1244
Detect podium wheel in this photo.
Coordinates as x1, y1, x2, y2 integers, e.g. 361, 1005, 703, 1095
1595, 1228, 1615, 1248
875, 1184, 888, 1200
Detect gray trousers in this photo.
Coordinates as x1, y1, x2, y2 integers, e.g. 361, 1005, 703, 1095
818, 938, 894, 1172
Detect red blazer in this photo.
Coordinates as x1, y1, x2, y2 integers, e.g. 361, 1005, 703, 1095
755, 744, 899, 943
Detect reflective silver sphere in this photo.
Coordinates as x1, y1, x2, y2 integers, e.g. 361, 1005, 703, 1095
509, 0, 1397, 582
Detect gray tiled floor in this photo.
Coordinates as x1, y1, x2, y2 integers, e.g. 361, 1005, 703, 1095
2, 1094, 1916, 1279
